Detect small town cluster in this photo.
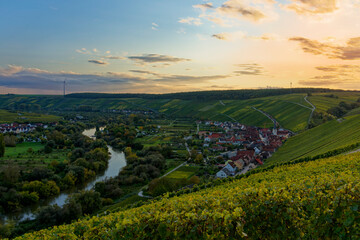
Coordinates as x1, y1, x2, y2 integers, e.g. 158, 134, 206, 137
0, 123, 53, 134
197, 121, 292, 178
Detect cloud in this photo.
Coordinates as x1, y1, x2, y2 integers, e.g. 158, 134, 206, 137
76, 48, 91, 55
191, 0, 276, 27
128, 54, 191, 65
193, 3, 214, 11
152, 22, 159, 30
178, 17, 203, 25
298, 79, 343, 86
218, 0, 267, 22
299, 64, 360, 87
234, 63, 265, 75
283, 0, 338, 15
0, 65, 231, 93
289, 36, 360, 60
129, 69, 230, 83
316, 64, 360, 73
212, 31, 277, 41
102, 56, 125, 60
88, 59, 108, 65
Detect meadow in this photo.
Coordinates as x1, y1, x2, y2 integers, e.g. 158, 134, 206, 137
165, 166, 198, 179
0, 142, 69, 171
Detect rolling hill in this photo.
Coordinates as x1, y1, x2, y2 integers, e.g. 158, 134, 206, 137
266, 113, 360, 166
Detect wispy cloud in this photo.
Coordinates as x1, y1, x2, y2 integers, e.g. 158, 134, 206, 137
76, 48, 91, 55
152, 22, 159, 30
299, 64, 360, 88
234, 63, 265, 75
88, 59, 108, 65
178, 17, 203, 25
212, 31, 277, 41
193, 3, 214, 11
218, 0, 267, 22
282, 0, 338, 15
290, 36, 360, 60
128, 54, 191, 65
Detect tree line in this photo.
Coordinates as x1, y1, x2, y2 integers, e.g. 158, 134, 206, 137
66, 88, 343, 101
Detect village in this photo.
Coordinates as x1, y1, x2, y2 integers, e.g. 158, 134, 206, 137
0, 123, 55, 134
195, 121, 292, 178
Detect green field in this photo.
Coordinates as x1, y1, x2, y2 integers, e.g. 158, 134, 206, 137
3, 142, 44, 157
0, 109, 60, 123
266, 114, 360, 166
0, 142, 69, 170
308, 92, 360, 113
165, 166, 199, 179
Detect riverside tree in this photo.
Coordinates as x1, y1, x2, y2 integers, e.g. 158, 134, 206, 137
0, 134, 4, 157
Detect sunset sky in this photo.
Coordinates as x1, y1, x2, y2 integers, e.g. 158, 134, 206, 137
1, 0, 360, 94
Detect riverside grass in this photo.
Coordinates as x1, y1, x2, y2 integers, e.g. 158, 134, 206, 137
16, 152, 360, 239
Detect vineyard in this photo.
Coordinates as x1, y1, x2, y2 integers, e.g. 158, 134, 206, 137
267, 113, 360, 166
16, 152, 360, 239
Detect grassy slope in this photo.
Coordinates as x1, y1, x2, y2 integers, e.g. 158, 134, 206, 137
266, 113, 360, 166
308, 92, 360, 113
16, 152, 360, 239
143, 94, 312, 132
0, 110, 60, 123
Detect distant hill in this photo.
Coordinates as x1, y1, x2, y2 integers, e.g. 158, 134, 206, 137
1, 89, 359, 132
66, 88, 340, 100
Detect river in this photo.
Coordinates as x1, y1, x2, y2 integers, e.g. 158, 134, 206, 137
0, 128, 126, 224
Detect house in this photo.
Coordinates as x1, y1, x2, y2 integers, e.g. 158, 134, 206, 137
216, 168, 232, 178
234, 159, 244, 170
223, 162, 237, 174
220, 150, 237, 159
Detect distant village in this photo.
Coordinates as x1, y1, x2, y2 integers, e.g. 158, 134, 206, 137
196, 121, 292, 179
0, 123, 56, 134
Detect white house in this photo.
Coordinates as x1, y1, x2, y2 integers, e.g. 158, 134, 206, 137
216, 168, 232, 178
223, 162, 237, 174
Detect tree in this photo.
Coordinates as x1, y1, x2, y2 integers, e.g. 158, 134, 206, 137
195, 154, 204, 164
69, 190, 102, 214
4, 135, 16, 147
0, 134, 5, 157
3, 164, 20, 184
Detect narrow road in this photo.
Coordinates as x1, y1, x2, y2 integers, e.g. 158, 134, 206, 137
219, 100, 225, 106
284, 101, 313, 110
304, 96, 316, 128
235, 165, 251, 176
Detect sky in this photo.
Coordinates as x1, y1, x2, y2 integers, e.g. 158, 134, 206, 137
1, 0, 360, 94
